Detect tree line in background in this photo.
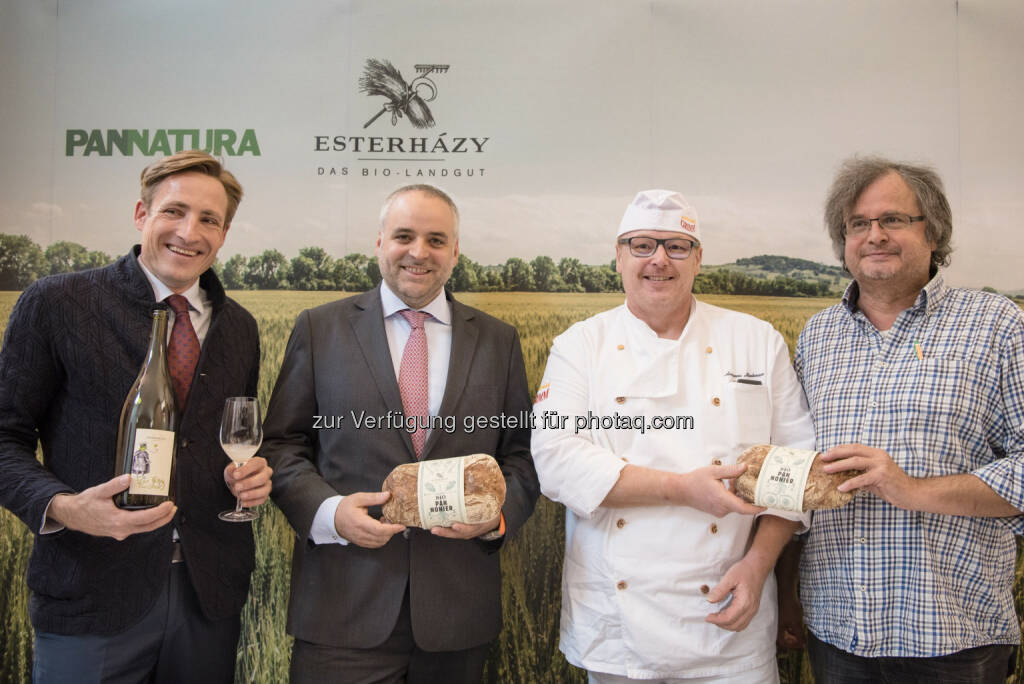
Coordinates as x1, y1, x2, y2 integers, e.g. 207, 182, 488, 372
0, 233, 881, 298
0, 235, 116, 289
217, 249, 625, 293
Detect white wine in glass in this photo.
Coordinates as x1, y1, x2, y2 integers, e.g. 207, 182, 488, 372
219, 397, 262, 522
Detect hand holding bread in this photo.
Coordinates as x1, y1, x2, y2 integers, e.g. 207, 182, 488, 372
733, 444, 859, 511
382, 453, 506, 528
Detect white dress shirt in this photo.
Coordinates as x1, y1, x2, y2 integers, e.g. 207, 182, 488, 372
309, 283, 453, 545
137, 261, 213, 346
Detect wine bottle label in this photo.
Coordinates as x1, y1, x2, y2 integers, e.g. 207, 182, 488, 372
128, 428, 174, 496
417, 455, 468, 528
753, 445, 817, 512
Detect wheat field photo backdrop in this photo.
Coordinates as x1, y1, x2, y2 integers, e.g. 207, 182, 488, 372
2, 291, 1023, 683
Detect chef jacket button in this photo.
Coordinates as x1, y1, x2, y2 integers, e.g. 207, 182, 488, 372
615, 396, 626, 404
710, 523, 718, 534
705, 346, 712, 354
621, 457, 629, 463
617, 344, 625, 350
617, 581, 627, 590
700, 584, 710, 594
712, 459, 722, 466
616, 518, 626, 529
712, 397, 720, 407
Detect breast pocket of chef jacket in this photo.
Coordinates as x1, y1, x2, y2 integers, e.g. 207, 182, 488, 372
722, 381, 771, 452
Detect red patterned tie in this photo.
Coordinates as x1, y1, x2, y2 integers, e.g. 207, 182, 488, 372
398, 309, 430, 458
165, 295, 200, 410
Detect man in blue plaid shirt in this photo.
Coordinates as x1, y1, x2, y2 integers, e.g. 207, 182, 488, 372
786, 156, 1024, 683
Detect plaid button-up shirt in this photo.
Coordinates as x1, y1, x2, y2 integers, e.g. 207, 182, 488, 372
795, 274, 1024, 657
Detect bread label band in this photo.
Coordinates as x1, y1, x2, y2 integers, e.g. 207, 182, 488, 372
753, 446, 818, 512
417, 455, 469, 527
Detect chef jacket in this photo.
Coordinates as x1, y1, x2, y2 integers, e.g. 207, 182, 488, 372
532, 301, 814, 680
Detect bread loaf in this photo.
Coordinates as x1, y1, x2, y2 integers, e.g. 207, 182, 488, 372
734, 444, 857, 511
382, 453, 506, 527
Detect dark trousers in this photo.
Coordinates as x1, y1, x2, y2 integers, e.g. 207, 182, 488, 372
290, 588, 490, 684
32, 563, 240, 684
807, 632, 1014, 684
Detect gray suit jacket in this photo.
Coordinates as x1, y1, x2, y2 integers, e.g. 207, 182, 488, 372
263, 286, 538, 651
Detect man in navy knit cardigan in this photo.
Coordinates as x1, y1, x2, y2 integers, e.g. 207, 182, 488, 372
0, 151, 272, 682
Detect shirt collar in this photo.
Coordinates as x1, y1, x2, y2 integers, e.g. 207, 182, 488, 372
621, 296, 697, 342
137, 261, 206, 314
379, 281, 452, 325
842, 272, 948, 318
918, 272, 948, 315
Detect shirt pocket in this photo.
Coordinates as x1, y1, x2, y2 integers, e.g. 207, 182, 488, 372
896, 357, 986, 476
722, 382, 771, 451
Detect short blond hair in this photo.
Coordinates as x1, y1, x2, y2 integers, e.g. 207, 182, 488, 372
140, 150, 243, 225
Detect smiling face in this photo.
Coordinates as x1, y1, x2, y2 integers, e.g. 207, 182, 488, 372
134, 171, 229, 293
844, 171, 935, 292
616, 229, 702, 327
376, 190, 459, 309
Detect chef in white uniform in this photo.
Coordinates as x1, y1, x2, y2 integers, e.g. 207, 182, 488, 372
532, 189, 814, 683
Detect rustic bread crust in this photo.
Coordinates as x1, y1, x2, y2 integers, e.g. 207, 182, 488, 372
381, 453, 506, 527
734, 444, 857, 511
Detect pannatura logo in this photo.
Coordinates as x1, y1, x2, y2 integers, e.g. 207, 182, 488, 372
65, 129, 261, 156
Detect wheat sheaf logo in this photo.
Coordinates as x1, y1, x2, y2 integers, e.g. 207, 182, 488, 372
360, 59, 449, 130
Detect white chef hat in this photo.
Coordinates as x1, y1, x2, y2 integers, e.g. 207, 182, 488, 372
617, 189, 701, 244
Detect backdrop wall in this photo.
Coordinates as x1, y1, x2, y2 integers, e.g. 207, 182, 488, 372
2, 0, 1022, 290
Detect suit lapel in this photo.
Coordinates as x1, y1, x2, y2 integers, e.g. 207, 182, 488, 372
350, 286, 417, 459
421, 293, 478, 460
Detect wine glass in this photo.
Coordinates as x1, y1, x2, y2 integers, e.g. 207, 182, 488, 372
218, 396, 263, 522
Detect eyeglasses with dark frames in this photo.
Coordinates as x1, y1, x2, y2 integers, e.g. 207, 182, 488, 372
617, 236, 697, 260
845, 213, 925, 236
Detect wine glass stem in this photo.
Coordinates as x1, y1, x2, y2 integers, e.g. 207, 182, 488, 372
234, 462, 244, 513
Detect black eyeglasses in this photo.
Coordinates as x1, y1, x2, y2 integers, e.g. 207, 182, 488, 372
617, 236, 697, 260
845, 213, 925, 236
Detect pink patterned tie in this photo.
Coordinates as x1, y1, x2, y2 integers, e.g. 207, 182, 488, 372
166, 295, 200, 410
398, 309, 430, 458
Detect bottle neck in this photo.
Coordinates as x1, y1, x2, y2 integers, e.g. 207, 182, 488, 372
147, 309, 169, 365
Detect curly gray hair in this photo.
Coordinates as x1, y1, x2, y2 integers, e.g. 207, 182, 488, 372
825, 156, 952, 274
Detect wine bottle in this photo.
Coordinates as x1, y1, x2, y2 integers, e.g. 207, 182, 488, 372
114, 308, 178, 508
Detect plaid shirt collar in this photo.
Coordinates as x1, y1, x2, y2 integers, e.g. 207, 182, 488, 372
841, 272, 950, 320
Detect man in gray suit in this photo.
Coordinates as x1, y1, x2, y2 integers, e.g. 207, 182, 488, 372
262, 184, 539, 683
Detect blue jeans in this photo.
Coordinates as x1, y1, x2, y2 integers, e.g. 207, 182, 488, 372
807, 632, 1014, 684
